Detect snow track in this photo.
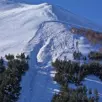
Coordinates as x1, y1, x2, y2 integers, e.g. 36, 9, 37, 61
19, 21, 74, 102
85, 78, 102, 85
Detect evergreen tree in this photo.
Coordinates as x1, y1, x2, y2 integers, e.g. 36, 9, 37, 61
94, 89, 99, 102
0, 53, 29, 102
0, 58, 5, 73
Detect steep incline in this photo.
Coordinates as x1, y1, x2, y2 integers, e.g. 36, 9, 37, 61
0, 3, 57, 56
0, 3, 102, 102
19, 21, 102, 102
0, 3, 102, 56
25, 22, 74, 62
19, 21, 74, 102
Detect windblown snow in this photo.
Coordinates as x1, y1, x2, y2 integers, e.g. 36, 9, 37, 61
0, 2, 102, 102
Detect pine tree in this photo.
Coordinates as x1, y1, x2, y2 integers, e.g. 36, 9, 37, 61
94, 89, 99, 102
0, 58, 5, 73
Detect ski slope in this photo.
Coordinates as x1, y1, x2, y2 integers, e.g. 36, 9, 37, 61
0, 2, 102, 102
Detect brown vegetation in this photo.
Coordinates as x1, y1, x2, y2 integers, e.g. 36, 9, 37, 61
70, 27, 102, 44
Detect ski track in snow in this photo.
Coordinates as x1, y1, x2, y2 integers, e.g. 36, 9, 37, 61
85, 78, 102, 85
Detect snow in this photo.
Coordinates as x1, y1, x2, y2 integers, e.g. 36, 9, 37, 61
0, 2, 102, 102
84, 77, 102, 102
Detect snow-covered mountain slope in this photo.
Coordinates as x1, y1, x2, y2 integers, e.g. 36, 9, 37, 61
0, 2, 102, 102
25, 22, 74, 63
0, 3, 101, 56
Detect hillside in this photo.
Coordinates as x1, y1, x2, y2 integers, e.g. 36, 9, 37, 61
0, 2, 102, 102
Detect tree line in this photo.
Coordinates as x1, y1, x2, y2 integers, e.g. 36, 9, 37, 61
0, 53, 29, 102
73, 51, 102, 61
52, 85, 99, 102
88, 51, 102, 60
52, 59, 101, 102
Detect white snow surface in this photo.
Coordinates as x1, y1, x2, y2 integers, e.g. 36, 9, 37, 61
0, 2, 102, 102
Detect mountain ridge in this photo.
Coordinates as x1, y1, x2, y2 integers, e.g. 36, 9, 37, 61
0, 1, 102, 30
